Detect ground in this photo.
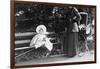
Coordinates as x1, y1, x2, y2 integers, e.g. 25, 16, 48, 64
15, 50, 94, 66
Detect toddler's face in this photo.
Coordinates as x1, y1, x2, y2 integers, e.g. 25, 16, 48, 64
39, 29, 44, 34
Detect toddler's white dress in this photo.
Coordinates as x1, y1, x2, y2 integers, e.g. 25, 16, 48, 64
30, 34, 53, 51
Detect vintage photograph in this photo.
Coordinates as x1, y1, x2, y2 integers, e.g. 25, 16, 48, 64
12, 1, 96, 67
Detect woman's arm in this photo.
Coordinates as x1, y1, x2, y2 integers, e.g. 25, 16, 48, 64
73, 7, 81, 25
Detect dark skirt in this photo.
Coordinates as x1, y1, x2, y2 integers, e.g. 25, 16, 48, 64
63, 32, 78, 57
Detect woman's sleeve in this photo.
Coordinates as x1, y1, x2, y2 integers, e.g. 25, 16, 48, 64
73, 7, 81, 25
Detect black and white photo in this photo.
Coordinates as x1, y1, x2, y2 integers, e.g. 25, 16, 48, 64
11, 1, 96, 68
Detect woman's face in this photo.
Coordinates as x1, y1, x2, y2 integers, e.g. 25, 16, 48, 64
39, 29, 44, 34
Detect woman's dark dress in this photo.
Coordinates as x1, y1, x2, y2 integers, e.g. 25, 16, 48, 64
63, 7, 81, 57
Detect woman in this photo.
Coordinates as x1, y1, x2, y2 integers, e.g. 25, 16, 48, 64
30, 25, 53, 58
64, 7, 81, 57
